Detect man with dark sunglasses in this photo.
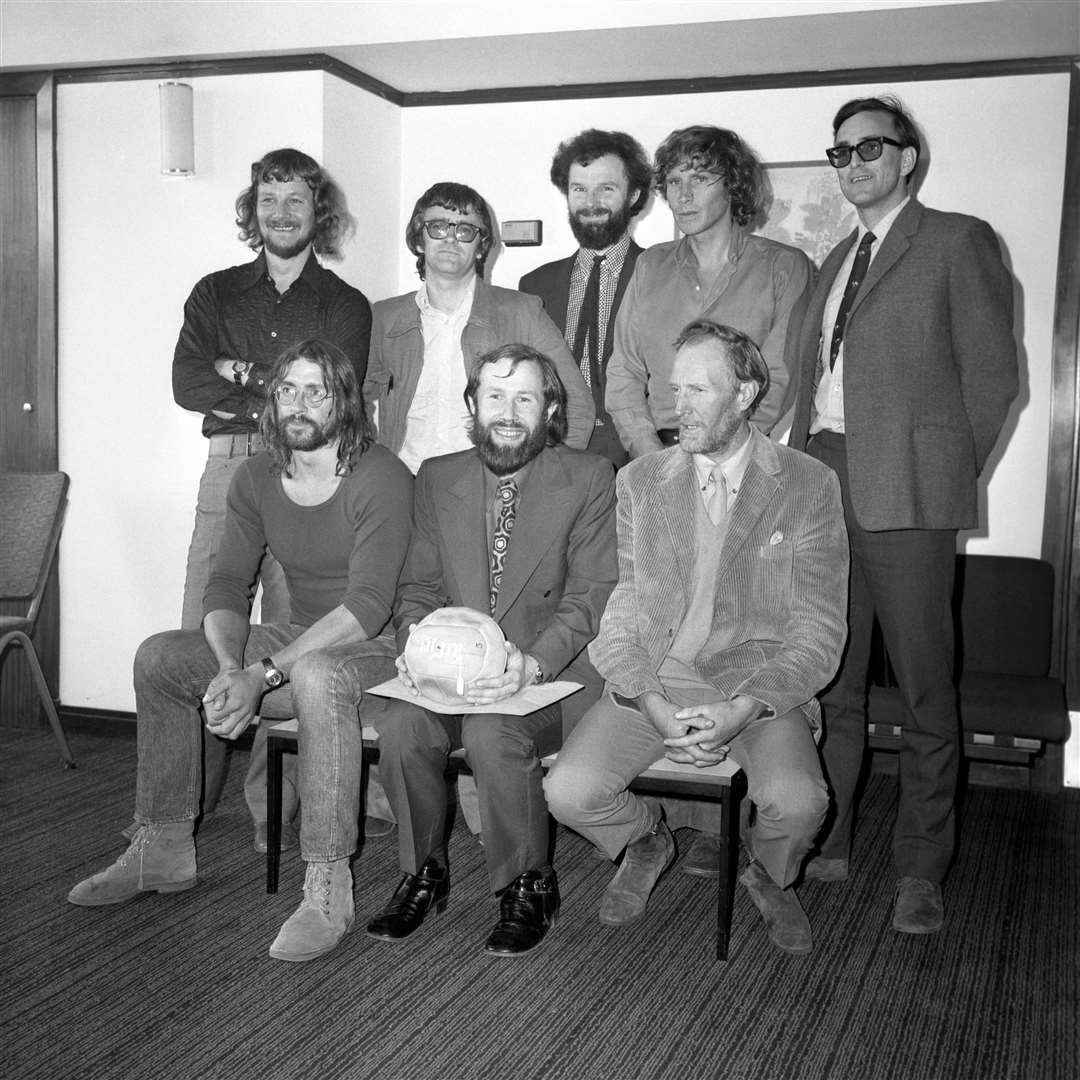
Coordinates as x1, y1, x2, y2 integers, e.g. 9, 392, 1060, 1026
789, 95, 1018, 935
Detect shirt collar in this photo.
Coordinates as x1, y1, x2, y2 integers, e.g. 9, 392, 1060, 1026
239, 249, 331, 295
691, 424, 754, 494
674, 223, 747, 268
859, 195, 909, 246
416, 275, 477, 320
574, 231, 632, 268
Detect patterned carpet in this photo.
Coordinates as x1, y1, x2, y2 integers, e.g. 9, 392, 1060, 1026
1, 726, 1077, 1080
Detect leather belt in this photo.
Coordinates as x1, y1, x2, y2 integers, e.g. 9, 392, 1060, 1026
208, 433, 266, 458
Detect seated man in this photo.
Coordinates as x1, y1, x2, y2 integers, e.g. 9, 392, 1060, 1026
545, 320, 848, 954
365, 343, 616, 957
68, 340, 413, 964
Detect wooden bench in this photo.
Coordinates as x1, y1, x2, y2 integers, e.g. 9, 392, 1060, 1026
265, 719, 745, 960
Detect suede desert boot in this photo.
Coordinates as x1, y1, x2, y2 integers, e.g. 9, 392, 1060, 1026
67, 822, 196, 906
269, 859, 354, 962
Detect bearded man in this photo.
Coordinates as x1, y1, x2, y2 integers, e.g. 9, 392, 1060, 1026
169, 148, 372, 847
519, 129, 653, 467
364, 343, 616, 957
69, 340, 413, 965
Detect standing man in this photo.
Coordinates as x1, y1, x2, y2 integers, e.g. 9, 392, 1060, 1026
69, 340, 414, 965
519, 129, 653, 467
546, 321, 847, 954
364, 181, 595, 471
171, 148, 372, 845
365, 344, 616, 957
605, 125, 814, 459
789, 96, 1018, 934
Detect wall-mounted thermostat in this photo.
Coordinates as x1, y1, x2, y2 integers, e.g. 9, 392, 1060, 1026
502, 220, 543, 246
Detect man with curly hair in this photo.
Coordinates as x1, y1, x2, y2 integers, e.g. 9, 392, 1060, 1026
169, 148, 372, 848
605, 125, 814, 460
520, 129, 653, 467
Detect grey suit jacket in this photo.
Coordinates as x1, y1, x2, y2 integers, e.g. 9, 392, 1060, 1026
395, 444, 617, 685
589, 428, 848, 728
788, 199, 1018, 531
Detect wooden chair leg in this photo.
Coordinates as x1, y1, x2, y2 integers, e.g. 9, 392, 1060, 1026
267, 733, 284, 893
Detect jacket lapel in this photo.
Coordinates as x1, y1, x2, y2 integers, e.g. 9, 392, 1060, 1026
657, 450, 697, 602
715, 430, 781, 584
437, 458, 490, 613
849, 198, 921, 318
493, 448, 572, 620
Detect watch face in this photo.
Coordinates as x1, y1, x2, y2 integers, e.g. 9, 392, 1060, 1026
265, 670, 284, 688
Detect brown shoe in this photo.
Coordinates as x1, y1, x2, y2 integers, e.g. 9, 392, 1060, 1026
802, 856, 849, 883
599, 820, 675, 926
680, 831, 723, 878
740, 860, 812, 954
892, 876, 943, 934
68, 823, 196, 906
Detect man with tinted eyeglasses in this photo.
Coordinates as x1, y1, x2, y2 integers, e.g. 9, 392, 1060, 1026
789, 95, 1018, 935
363, 181, 594, 469
605, 125, 813, 461
69, 340, 413, 964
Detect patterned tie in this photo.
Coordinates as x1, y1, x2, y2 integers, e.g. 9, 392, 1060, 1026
489, 477, 518, 613
705, 469, 728, 526
829, 231, 875, 370
572, 254, 606, 418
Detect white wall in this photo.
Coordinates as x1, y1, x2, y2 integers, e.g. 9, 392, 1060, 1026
55, 69, 1069, 712
56, 71, 397, 710
400, 73, 1069, 561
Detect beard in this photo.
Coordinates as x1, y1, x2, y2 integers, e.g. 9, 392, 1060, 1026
469, 416, 548, 476
678, 410, 746, 457
281, 412, 337, 452
260, 217, 316, 260
568, 200, 635, 250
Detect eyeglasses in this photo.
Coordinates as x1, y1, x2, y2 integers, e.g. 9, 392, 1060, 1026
422, 219, 485, 243
825, 136, 906, 169
273, 385, 333, 406
664, 171, 724, 196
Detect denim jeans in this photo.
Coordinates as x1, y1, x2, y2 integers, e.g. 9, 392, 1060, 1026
133, 626, 397, 861
182, 443, 292, 821
545, 692, 828, 888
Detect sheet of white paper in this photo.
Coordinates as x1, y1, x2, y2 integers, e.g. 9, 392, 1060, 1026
365, 678, 582, 716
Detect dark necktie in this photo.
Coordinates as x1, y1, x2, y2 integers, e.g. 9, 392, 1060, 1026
829, 231, 875, 370
572, 254, 606, 417
489, 477, 518, 614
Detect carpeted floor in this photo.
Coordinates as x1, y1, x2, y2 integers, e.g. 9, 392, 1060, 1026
1, 727, 1077, 1080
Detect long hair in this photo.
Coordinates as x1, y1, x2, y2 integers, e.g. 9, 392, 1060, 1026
235, 148, 354, 257
464, 343, 568, 446
405, 181, 496, 281
673, 320, 770, 415
549, 129, 652, 217
260, 339, 373, 476
653, 126, 766, 229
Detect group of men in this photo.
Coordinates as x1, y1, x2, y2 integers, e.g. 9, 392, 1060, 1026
69, 93, 1018, 964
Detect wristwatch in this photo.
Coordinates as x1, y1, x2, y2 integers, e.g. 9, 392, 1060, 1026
529, 657, 545, 685
261, 657, 286, 689
232, 360, 248, 386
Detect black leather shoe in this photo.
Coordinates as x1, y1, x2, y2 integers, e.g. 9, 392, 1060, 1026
365, 859, 449, 941
484, 867, 560, 957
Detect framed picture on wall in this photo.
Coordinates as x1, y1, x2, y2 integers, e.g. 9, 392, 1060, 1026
758, 160, 857, 267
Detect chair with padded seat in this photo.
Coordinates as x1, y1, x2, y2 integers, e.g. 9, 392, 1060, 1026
0, 471, 76, 767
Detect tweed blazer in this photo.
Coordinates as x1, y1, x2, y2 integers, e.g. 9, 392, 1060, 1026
363, 282, 595, 457
589, 428, 848, 727
788, 199, 1018, 532
394, 444, 617, 685
518, 241, 643, 388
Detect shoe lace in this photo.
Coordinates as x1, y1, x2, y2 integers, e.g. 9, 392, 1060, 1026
115, 824, 161, 868
303, 863, 334, 915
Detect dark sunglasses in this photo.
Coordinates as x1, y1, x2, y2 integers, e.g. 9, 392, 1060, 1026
825, 136, 906, 169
